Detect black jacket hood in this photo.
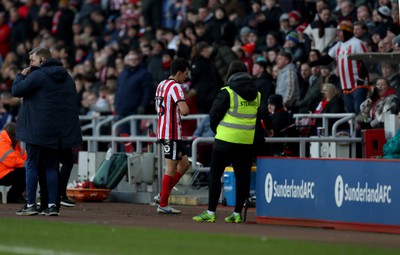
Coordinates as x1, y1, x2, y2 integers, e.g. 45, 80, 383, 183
226, 72, 258, 101
40, 58, 69, 82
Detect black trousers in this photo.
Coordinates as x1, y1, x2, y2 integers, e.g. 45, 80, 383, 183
208, 146, 253, 214
39, 148, 74, 207
0, 167, 25, 201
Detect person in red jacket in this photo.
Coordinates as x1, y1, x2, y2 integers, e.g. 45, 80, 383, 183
0, 122, 26, 203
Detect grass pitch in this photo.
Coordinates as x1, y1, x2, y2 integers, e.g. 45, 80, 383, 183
0, 218, 398, 255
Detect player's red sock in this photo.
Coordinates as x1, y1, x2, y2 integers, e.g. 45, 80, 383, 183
172, 171, 183, 187
160, 174, 173, 207
159, 172, 182, 198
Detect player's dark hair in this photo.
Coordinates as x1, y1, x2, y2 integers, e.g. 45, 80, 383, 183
170, 58, 190, 76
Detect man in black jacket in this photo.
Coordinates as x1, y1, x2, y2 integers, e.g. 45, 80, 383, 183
12, 47, 82, 216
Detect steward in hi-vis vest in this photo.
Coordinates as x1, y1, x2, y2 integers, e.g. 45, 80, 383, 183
215, 86, 260, 144
192, 61, 267, 224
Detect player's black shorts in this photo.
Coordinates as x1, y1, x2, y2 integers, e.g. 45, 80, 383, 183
159, 139, 187, 160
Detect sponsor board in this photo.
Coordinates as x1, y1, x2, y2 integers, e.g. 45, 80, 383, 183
256, 158, 399, 225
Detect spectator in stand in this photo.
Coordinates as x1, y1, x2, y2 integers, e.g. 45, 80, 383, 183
320, 63, 340, 88
279, 13, 291, 38
262, 0, 282, 34
209, 6, 236, 47
211, 40, 239, 85
176, 24, 196, 59
303, 7, 338, 54
197, 4, 214, 29
0, 122, 26, 203
314, 82, 347, 134
357, 78, 399, 129
297, 62, 311, 101
357, 4, 376, 31
252, 60, 274, 105
9, 7, 28, 52
337, 0, 357, 22
353, 21, 372, 42
381, 62, 400, 97
313, 0, 329, 21
149, 49, 175, 91
275, 51, 299, 111
288, 10, 302, 31
51, 0, 75, 46
35, 2, 53, 34
238, 26, 251, 45
265, 47, 279, 74
189, 41, 221, 113
282, 31, 304, 64
296, 62, 323, 113
390, 0, 399, 11
375, 5, 393, 35
192, 115, 214, 168
242, 0, 268, 36
267, 94, 291, 154
263, 31, 282, 53
392, 35, 400, 52
141, 0, 162, 33
193, 115, 214, 138
271, 64, 280, 83
193, 20, 213, 44
0, 12, 10, 60
114, 50, 153, 136
311, 20, 369, 114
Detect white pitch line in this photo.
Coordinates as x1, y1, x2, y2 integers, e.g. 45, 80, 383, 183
0, 245, 101, 255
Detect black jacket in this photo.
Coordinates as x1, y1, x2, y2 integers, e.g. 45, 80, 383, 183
12, 58, 82, 149
190, 55, 221, 113
210, 72, 269, 152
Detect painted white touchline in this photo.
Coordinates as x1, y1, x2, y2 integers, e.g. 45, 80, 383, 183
0, 245, 100, 255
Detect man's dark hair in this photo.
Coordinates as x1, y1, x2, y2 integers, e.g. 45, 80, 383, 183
29, 47, 52, 60
278, 51, 292, 63
170, 58, 190, 76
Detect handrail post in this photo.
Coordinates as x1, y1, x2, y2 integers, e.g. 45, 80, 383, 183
157, 142, 162, 194
300, 140, 306, 157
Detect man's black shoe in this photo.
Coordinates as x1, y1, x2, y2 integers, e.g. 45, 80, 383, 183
43, 205, 59, 216
16, 204, 38, 216
60, 197, 76, 207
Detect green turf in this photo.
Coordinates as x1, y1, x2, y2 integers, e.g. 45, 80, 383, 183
0, 218, 398, 255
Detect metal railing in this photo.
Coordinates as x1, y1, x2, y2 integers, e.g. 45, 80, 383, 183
293, 113, 356, 137
80, 113, 362, 189
79, 114, 207, 152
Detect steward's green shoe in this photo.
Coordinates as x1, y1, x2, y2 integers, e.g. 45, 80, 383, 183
192, 211, 216, 223
224, 213, 242, 223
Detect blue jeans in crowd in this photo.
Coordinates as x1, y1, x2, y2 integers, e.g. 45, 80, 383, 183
343, 88, 368, 114
25, 144, 59, 206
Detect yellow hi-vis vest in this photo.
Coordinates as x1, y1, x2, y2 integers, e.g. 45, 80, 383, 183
215, 87, 261, 144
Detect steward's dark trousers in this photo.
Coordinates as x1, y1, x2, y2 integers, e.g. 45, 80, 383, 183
208, 146, 253, 214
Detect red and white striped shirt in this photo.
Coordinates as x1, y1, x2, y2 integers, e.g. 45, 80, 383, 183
155, 79, 186, 140
328, 37, 367, 90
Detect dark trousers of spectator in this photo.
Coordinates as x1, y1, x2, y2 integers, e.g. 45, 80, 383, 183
207, 147, 253, 214
0, 167, 25, 202
39, 148, 74, 208
343, 88, 368, 114
26, 144, 59, 207
59, 148, 74, 199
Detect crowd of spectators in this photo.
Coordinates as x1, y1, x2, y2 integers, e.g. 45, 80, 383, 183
0, 0, 399, 142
